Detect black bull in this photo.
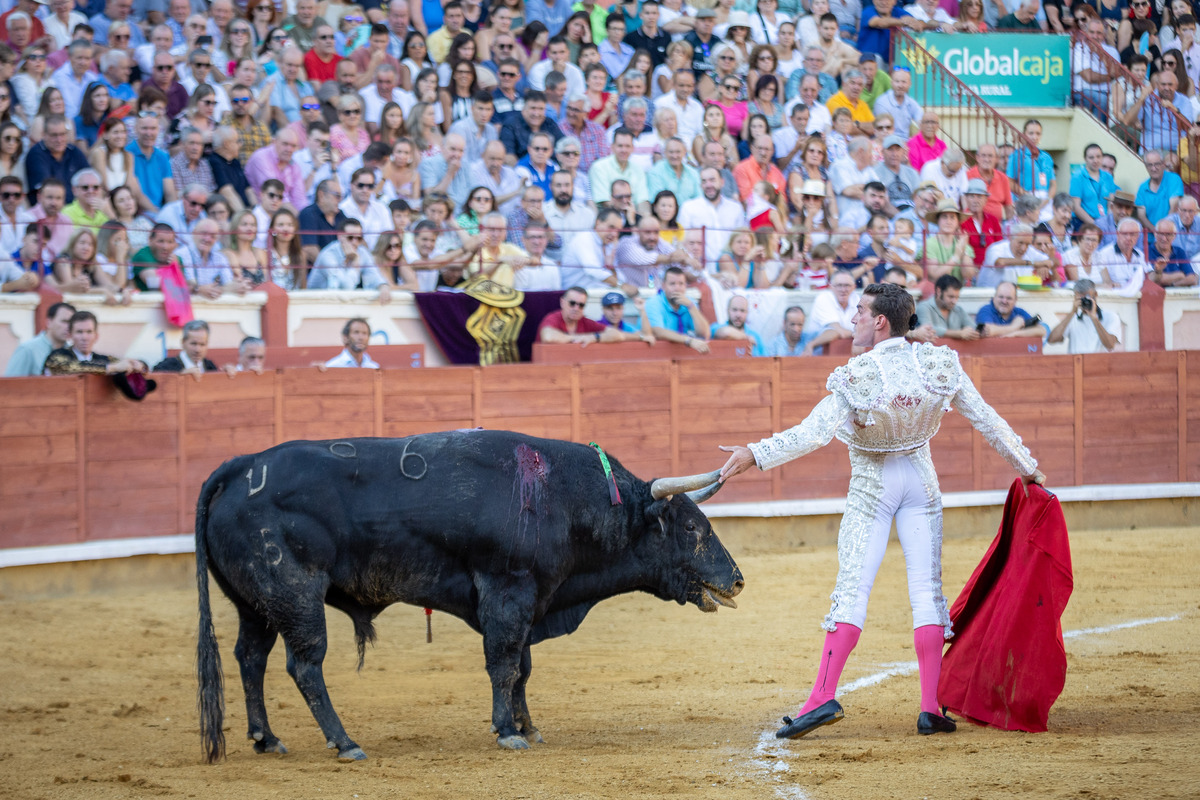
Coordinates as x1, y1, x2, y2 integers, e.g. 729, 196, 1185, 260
195, 430, 744, 762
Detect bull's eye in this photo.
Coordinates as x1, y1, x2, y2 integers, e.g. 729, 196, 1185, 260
685, 521, 698, 534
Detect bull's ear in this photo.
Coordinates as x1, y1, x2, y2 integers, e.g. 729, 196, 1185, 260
643, 497, 672, 530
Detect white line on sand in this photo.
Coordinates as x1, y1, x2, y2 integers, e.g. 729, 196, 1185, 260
740, 614, 1183, 800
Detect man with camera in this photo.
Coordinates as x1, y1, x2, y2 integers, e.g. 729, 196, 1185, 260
1047, 279, 1121, 353
974, 281, 1049, 339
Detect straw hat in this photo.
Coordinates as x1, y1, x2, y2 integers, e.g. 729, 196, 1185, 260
798, 179, 826, 197
726, 10, 753, 30
925, 198, 969, 224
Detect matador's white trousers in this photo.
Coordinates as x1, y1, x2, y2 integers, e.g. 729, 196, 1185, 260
824, 444, 952, 637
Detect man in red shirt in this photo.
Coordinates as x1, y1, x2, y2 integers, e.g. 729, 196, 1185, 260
538, 286, 642, 344
733, 134, 786, 203
960, 179, 1001, 271
965, 142, 1013, 221
304, 24, 343, 90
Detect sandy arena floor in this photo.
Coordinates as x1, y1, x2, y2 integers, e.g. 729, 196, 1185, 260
0, 524, 1197, 800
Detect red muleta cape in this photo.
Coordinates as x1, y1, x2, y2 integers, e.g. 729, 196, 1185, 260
938, 480, 1073, 732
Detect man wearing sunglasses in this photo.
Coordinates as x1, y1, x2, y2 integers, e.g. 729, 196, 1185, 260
304, 24, 343, 90
157, 183, 210, 236
178, 52, 226, 116
220, 83, 271, 166
88, 0, 145, 47
338, 167, 391, 249
63, 168, 111, 230
537, 286, 637, 344
308, 218, 392, 303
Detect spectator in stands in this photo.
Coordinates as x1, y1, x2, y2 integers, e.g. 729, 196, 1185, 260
733, 134, 786, 202
130, 223, 175, 290
712, 294, 764, 354
308, 219, 392, 301
918, 198, 974, 284
872, 66, 922, 138
802, 268, 857, 353
224, 336, 267, 375
1073, 18, 1119, 123
825, 68, 874, 137
644, 265, 710, 351
4, 301, 74, 376
157, 183, 209, 236
829, 136, 876, 225
1006, 118, 1056, 221
515, 131, 558, 194
763, 305, 815, 356
996, 0, 1041, 31
511, 221, 564, 291
43, 309, 149, 376
62, 168, 109, 229
1094, 217, 1149, 295
1095, 190, 1137, 246
1136, 149, 1185, 227
499, 90, 563, 165
784, 48, 834, 105
562, 207, 622, 289
965, 143, 1013, 222
1069, 143, 1117, 227
153, 318, 219, 376
1047, 278, 1120, 353
29, 178, 70, 255
543, 169, 596, 258
815, 14, 859, 77
906, 111, 945, 172
916, 274, 978, 340
25, 113, 89, 204
180, 219, 244, 299
615, 215, 699, 287
449, 91, 499, 163
1123, 68, 1194, 155
678, 166, 748, 265
128, 111, 174, 212
874, 134, 919, 214
920, 146, 968, 206
588, 127, 649, 208
976, 281, 1048, 338
840, 179, 888, 231
857, 0, 917, 62
981, 221, 1057, 287
245, 129, 305, 210
418, 133, 471, 211
1148, 218, 1199, 286
539, 286, 638, 343
208, 125, 252, 210
325, 317, 379, 368
905, 0, 956, 31
648, 137, 700, 204
961, 178, 1002, 270
1167, 195, 1200, 259
1062, 223, 1103, 283
661, 69, 704, 146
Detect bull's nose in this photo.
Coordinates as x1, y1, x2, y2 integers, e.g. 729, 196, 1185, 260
731, 578, 745, 596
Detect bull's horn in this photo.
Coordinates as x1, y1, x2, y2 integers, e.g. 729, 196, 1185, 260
685, 481, 724, 504
650, 470, 722, 500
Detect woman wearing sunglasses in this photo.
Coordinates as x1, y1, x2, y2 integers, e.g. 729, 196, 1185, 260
11, 44, 48, 126
331, 94, 371, 165
247, 0, 280, 46
0, 121, 23, 182
371, 231, 420, 291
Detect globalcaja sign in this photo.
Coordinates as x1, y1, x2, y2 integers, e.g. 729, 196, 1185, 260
894, 33, 1070, 107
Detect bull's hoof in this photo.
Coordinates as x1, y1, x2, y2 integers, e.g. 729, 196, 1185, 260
337, 746, 368, 762
496, 734, 530, 750
252, 739, 288, 755
521, 727, 545, 744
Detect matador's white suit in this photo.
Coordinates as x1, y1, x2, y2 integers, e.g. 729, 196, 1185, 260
750, 336, 1037, 633
748, 336, 1038, 737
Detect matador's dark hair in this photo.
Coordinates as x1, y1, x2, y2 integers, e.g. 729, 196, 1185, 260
863, 283, 915, 338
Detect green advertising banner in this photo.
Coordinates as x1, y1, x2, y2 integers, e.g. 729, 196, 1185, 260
894, 33, 1070, 107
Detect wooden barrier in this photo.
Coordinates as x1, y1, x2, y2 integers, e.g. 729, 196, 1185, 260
532, 339, 754, 363
0, 351, 1193, 550
826, 337, 1043, 356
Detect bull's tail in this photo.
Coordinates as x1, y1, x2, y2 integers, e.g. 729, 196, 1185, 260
195, 471, 226, 764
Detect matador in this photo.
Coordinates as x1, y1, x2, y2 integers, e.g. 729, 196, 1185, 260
719, 283, 1045, 739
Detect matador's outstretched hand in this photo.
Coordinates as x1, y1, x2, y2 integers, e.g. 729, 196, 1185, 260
718, 445, 756, 483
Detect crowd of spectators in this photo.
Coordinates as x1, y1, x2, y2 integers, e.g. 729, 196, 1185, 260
0, 0, 1196, 368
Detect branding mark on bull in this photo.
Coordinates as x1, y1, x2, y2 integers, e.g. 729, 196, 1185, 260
246, 465, 268, 496
330, 442, 357, 458
399, 439, 428, 480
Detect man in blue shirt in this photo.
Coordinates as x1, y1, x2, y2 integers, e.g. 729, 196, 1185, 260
713, 295, 764, 355
1135, 149, 1184, 228
126, 113, 174, 211
857, 0, 915, 62
645, 266, 711, 351
25, 116, 89, 204
1147, 219, 1198, 287
1068, 144, 1116, 226
975, 281, 1048, 339
764, 305, 818, 356
598, 13, 634, 78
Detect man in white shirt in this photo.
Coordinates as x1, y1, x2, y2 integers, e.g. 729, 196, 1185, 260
361, 64, 411, 127
51, 40, 98, 119
1047, 278, 1121, 353
513, 221, 564, 291
308, 219, 392, 301
678, 167, 748, 266
804, 269, 859, 354
1073, 18, 1121, 122
904, 0, 956, 31
979, 222, 1057, 287
662, 69, 705, 147
293, 123, 334, 206
528, 37, 585, 96
919, 146, 969, 206
829, 137, 878, 224
543, 169, 595, 260
0, 176, 35, 257
785, 74, 833, 134
870, 66, 922, 136
773, 103, 813, 176
338, 167, 392, 249
469, 140, 526, 216
1093, 217, 1149, 296
324, 317, 381, 368
448, 92, 499, 163
561, 208, 623, 290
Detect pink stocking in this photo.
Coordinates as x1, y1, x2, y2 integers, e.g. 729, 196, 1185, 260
798, 624, 862, 715
914, 625, 946, 715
